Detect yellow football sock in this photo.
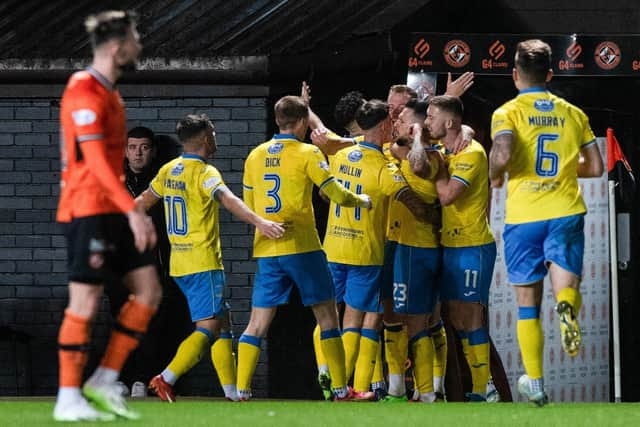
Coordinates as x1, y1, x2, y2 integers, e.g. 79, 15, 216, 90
166, 328, 210, 379
211, 331, 236, 387
320, 328, 347, 390
430, 321, 447, 379
384, 324, 407, 376
371, 340, 384, 385
468, 328, 490, 395
353, 329, 379, 392
313, 324, 327, 371
517, 306, 544, 380
410, 331, 434, 394
557, 287, 582, 313
342, 328, 361, 381
458, 331, 473, 367
236, 335, 261, 392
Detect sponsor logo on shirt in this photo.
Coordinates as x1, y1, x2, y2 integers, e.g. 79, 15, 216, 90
171, 163, 184, 176
348, 150, 363, 162
534, 99, 555, 112
268, 142, 284, 154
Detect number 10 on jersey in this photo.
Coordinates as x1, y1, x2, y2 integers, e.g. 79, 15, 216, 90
164, 195, 188, 235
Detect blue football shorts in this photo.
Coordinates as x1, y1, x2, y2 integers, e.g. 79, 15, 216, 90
380, 240, 398, 300
441, 242, 496, 305
252, 250, 335, 308
503, 214, 585, 285
393, 244, 441, 315
328, 262, 383, 313
174, 269, 228, 322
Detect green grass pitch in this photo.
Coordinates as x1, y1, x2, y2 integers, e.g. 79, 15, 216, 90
2, 399, 639, 426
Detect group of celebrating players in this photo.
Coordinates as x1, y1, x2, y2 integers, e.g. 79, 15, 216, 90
52, 9, 603, 422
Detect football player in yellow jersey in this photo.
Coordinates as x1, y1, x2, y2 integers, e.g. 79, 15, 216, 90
237, 96, 372, 401
309, 89, 365, 156
426, 95, 496, 402
384, 100, 443, 403
136, 114, 285, 402
323, 100, 433, 401
488, 40, 603, 406
382, 79, 475, 402
306, 89, 388, 399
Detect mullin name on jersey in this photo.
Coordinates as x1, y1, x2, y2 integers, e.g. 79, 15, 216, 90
338, 149, 363, 178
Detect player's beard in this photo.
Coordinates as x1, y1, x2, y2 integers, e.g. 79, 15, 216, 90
395, 135, 412, 147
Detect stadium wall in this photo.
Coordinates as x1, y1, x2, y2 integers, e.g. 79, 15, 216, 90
0, 84, 270, 397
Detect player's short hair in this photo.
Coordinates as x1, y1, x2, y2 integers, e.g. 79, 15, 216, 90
176, 113, 214, 143
84, 10, 138, 49
127, 126, 155, 142
515, 39, 552, 84
355, 99, 389, 131
428, 95, 463, 119
389, 84, 417, 99
334, 91, 366, 130
403, 98, 428, 122
274, 96, 309, 129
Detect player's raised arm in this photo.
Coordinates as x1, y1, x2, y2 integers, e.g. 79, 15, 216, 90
310, 128, 357, 156
444, 71, 475, 98
303, 82, 359, 155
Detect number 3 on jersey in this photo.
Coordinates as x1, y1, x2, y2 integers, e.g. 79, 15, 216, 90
264, 174, 281, 213
164, 195, 188, 235
535, 133, 559, 177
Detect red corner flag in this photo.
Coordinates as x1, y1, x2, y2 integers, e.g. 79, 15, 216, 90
607, 128, 635, 211
607, 128, 632, 174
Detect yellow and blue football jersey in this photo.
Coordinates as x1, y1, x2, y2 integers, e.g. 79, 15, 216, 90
491, 88, 596, 224
390, 159, 440, 248
149, 154, 225, 276
323, 142, 408, 265
382, 141, 399, 166
441, 140, 494, 247
381, 141, 403, 242
243, 134, 364, 258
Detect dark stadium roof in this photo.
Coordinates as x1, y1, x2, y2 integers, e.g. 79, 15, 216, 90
0, 0, 432, 59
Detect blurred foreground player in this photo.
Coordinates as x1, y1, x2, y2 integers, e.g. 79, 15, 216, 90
54, 10, 161, 421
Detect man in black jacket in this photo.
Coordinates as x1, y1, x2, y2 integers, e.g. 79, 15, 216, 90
110, 127, 190, 397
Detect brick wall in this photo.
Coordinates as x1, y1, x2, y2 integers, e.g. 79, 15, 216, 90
0, 85, 270, 396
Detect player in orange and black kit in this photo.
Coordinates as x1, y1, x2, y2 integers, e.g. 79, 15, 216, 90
53, 10, 161, 422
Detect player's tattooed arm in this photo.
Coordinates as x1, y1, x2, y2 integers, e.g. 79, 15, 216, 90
396, 188, 435, 224
488, 132, 514, 187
